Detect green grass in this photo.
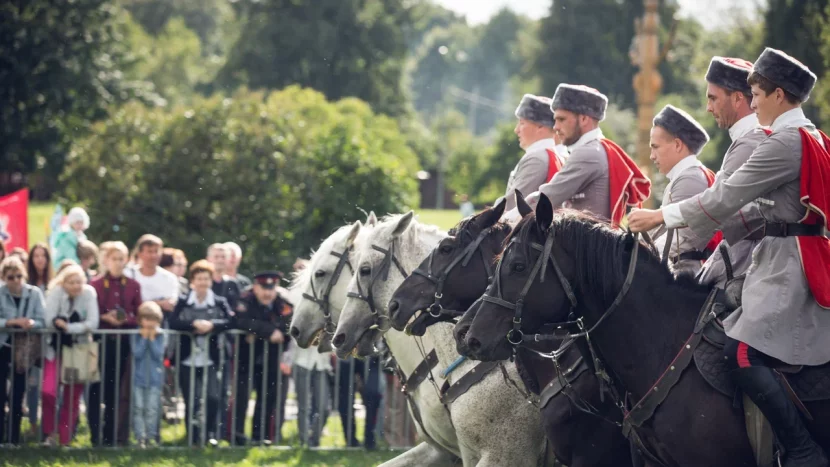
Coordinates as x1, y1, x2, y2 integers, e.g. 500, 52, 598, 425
28, 201, 55, 248
415, 209, 464, 231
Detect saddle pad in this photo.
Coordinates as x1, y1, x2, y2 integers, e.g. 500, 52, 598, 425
694, 335, 830, 402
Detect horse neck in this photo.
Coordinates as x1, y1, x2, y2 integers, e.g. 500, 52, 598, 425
517, 345, 560, 396
399, 224, 446, 273
587, 267, 709, 400
384, 327, 444, 382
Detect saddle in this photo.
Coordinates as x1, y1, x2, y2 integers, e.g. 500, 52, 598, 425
692, 280, 830, 467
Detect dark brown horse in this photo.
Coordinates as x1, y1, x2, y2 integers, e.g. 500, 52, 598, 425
463, 194, 830, 467
388, 198, 633, 467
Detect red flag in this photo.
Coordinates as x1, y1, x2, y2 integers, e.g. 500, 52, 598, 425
0, 189, 29, 251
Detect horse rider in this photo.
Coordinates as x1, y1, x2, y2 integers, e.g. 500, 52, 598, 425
696, 56, 768, 287
629, 48, 830, 466
527, 84, 651, 227
647, 104, 719, 276
501, 94, 567, 219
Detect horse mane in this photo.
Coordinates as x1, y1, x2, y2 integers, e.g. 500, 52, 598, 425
505, 210, 708, 304
377, 212, 447, 239
449, 207, 512, 238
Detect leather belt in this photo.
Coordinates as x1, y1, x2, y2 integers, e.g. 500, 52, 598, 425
760, 222, 824, 238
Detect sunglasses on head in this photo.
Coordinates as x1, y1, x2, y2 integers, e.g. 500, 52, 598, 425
5, 274, 23, 281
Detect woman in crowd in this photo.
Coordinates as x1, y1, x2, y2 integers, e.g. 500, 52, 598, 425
87, 241, 141, 446
0, 257, 45, 445
169, 260, 233, 446
52, 207, 90, 268
42, 264, 99, 446
24, 243, 53, 435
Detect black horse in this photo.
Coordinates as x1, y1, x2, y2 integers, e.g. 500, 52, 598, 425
463, 193, 830, 467
388, 197, 633, 467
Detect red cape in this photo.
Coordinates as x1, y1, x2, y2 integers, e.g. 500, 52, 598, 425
796, 128, 830, 309
545, 148, 564, 183
698, 167, 724, 253
601, 139, 652, 227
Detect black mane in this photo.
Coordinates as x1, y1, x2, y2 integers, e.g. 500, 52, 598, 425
449, 209, 512, 238
506, 210, 708, 305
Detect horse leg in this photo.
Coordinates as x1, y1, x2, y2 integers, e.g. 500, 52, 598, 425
379, 441, 460, 467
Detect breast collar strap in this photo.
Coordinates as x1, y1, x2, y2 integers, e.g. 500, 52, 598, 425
302, 248, 354, 335
411, 227, 495, 318
347, 240, 409, 332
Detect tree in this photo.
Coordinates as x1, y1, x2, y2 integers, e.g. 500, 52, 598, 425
0, 0, 157, 187
61, 87, 420, 272
214, 0, 411, 117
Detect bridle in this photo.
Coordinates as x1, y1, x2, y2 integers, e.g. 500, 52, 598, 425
347, 240, 409, 332
481, 227, 641, 354
302, 247, 354, 337
411, 226, 496, 318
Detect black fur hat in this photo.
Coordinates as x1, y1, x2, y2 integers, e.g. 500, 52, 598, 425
705, 56, 753, 94
551, 84, 608, 121
752, 47, 817, 102
515, 94, 555, 127
653, 105, 710, 154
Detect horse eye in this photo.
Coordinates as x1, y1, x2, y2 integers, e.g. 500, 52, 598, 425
360, 265, 371, 276
511, 263, 526, 273
439, 244, 453, 254
314, 270, 326, 278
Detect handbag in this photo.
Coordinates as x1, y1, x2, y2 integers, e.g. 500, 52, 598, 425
12, 293, 42, 373
61, 337, 100, 384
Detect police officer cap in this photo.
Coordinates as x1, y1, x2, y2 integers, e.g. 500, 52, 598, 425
254, 271, 283, 289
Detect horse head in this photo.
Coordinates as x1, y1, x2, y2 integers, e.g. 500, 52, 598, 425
463, 194, 647, 361
333, 211, 446, 359
289, 213, 376, 352
389, 197, 510, 336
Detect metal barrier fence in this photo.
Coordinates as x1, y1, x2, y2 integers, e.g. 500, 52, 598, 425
0, 329, 416, 449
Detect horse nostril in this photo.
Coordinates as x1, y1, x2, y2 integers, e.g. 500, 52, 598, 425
388, 300, 399, 314
289, 327, 300, 339
332, 333, 346, 348
467, 336, 481, 352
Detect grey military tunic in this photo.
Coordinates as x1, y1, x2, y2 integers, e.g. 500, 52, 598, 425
653, 158, 711, 277
697, 124, 768, 287
504, 139, 565, 211
538, 129, 611, 221
669, 109, 830, 365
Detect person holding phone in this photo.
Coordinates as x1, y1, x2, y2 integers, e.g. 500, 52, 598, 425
88, 241, 142, 446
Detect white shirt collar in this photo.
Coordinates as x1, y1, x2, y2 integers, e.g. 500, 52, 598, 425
771, 107, 813, 133
187, 289, 216, 307
524, 138, 556, 154
567, 127, 604, 151
666, 155, 703, 181
728, 113, 760, 141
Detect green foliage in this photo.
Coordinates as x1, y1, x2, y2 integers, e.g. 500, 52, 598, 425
469, 123, 524, 205
214, 0, 411, 117
0, 0, 158, 180
61, 87, 419, 272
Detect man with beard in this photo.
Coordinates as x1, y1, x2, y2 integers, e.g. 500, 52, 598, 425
528, 84, 651, 226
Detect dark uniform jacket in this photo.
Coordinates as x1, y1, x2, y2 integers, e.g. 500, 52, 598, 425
234, 292, 292, 366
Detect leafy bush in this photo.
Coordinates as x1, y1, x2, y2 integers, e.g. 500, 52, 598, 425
62, 86, 419, 272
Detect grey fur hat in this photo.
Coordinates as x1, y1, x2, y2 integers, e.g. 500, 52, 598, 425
515, 94, 555, 127
653, 105, 710, 154
705, 56, 753, 94
551, 84, 608, 121
752, 47, 817, 102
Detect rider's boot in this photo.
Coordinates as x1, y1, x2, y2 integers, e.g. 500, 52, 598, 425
732, 366, 828, 467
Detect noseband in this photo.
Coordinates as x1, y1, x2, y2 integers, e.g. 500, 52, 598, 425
347, 241, 409, 332
481, 228, 641, 350
302, 248, 354, 336
411, 226, 495, 318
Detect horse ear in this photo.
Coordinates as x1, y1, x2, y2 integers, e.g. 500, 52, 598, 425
476, 197, 506, 229
345, 220, 362, 248
366, 211, 378, 227
515, 189, 532, 218
536, 193, 554, 230
391, 211, 415, 238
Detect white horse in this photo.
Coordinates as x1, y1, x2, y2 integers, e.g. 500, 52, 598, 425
288, 216, 461, 467
334, 212, 551, 467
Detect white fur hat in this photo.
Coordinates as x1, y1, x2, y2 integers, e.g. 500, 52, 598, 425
67, 207, 90, 230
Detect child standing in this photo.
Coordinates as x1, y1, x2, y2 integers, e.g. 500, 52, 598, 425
131, 302, 165, 448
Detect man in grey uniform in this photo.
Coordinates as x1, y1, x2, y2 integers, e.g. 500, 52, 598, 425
528, 84, 650, 226
697, 56, 768, 287
629, 48, 829, 466
648, 105, 713, 276
504, 94, 567, 212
